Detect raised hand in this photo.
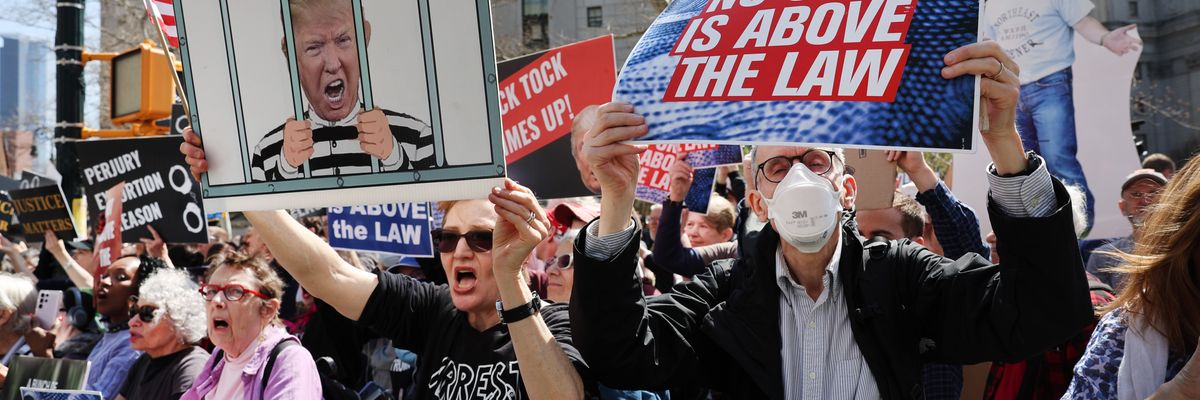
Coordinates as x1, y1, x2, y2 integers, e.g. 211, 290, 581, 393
941, 41, 1027, 175
180, 127, 208, 182
488, 179, 550, 278
885, 150, 937, 192
582, 102, 649, 197
668, 151, 694, 202
139, 225, 167, 260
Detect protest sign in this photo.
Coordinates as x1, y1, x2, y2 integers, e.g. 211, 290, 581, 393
637, 167, 717, 214
635, 144, 740, 213
0, 193, 14, 234
327, 203, 434, 257
616, 0, 979, 151
0, 176, 20, 192
1, 356, 89, 400
18, 171, 55, 189
954, 31, 1143, 240
74, 136, 207, 243
19, 389, 103, 400
501, 36, 617, 198
8, 185, 75, 241
176, 0, 506, 211
93, 183, 124, 275
844, 149, 897, 210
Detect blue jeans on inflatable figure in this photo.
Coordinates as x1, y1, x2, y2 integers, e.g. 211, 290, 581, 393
1016, 67, 1095, 230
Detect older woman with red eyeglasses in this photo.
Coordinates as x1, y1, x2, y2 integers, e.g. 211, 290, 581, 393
180, 252, 321, 400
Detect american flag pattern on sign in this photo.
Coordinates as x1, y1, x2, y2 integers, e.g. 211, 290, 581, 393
145, 0, 178, 48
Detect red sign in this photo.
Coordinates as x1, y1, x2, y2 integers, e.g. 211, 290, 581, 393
636, 144, 722, 191
501, 36, 617, 164
93, 182, 125, 278
664, 0, 915, 102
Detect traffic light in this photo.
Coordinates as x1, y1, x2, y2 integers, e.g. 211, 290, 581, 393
110, 42, 174, 125
79, 41, 179, 138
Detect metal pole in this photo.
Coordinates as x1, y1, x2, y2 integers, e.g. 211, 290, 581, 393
55, 0, 85, 201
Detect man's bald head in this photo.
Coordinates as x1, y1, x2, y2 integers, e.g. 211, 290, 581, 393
570, 105, 602, 193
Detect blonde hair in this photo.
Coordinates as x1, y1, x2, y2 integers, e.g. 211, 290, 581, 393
1101, 157, 1200, 354
702, 196, 737, 233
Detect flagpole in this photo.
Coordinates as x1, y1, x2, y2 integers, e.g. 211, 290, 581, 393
143, 0, 191, 119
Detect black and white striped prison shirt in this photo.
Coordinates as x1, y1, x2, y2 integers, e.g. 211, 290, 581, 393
250, 109, 435, 182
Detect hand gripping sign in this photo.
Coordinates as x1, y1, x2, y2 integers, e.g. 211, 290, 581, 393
616, 0, 981, 152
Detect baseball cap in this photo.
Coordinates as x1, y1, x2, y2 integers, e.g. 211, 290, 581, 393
1121, 169, 1167, 193
552, 202, 601, 227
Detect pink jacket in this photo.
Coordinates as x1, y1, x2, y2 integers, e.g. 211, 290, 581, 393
181, 326, 322, 400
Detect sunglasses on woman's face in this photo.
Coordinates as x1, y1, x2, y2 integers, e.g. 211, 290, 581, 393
430, 229, 493, 253
548, 254, 573, 270
126, 297, 160, 323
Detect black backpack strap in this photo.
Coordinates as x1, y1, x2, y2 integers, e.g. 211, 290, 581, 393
261, 339, 299, 397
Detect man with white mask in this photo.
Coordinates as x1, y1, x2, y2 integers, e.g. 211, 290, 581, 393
568, 42, 1095, 399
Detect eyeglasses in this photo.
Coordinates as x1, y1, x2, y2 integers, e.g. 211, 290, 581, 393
199, 284, 270, 302
126, 297, 160, 323
755, 149, 840, 185
1124, 190, 1158, 200
547, 254, 573, 270
430, 229, 493, 253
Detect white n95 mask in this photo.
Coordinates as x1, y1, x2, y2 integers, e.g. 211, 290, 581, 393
762, 163, 843, 253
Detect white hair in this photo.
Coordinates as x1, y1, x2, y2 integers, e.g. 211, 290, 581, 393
138, 268, 207, 344
1064, 184, 1090, 238
0, 273, 36, 334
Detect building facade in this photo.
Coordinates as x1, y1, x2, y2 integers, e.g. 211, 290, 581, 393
491, 0, 664, 67
0, 34, 51, 131
1095, 0, 1200, 162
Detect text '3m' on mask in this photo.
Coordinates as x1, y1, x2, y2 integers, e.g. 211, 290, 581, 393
762, 163, 843, 253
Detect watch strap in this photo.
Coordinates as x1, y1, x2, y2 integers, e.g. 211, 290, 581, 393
497, 294, 542, 324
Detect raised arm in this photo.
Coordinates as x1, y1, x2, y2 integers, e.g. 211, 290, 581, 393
242, 210, 377, 320
489, 179, 584, 399
44, 231, 93, 290
181, 127, 377, 320
888, 150, 988, 258
914, 41, 1093, 362
651, 199, 709, 277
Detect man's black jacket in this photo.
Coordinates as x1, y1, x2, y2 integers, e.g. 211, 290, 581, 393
570, 179, 1093, 399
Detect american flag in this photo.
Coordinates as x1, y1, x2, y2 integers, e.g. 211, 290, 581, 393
145, 0, 179, 48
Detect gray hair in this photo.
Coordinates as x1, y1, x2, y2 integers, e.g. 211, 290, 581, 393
0, 273, 36, 334
138, 268, 207, 344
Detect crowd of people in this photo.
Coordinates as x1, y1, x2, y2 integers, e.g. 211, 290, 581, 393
0, 7, 1196, 400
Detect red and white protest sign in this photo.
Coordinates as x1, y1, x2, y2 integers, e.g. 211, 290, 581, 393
501, 36, 616, 164
664, 0, 915, 102
93, 182, 125, 277
637, 144, 726, 192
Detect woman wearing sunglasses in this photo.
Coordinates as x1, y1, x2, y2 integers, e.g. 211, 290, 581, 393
183, 124, 586, 397
117, 268, 209, 400
545, 229, 579, 304
181, 252, 321, 400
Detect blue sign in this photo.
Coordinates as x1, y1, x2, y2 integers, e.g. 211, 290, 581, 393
327, 203, 434, 257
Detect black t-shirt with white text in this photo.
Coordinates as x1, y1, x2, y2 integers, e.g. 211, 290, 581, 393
358, 270, 587, 399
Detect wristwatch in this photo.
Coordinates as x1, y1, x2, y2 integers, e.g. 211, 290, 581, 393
496, 294, 542, 324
